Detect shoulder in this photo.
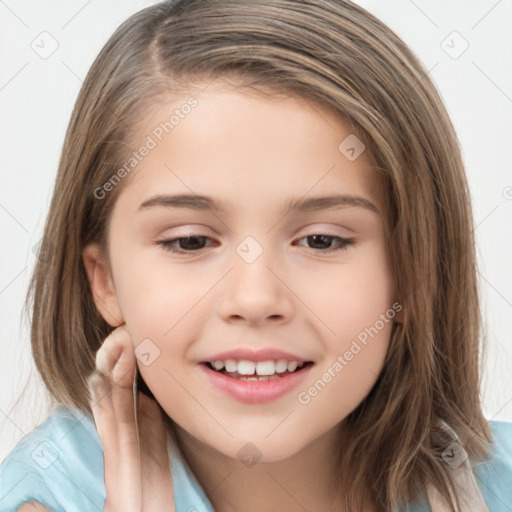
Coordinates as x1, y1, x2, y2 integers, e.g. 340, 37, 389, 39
0, 405, 105, 512
487, 419, 512, 454
1, 405, 216, 512
396, 420, 512, 512
472, 419, 512, 507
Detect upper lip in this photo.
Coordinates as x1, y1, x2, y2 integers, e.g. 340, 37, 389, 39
198, 348, 313, 364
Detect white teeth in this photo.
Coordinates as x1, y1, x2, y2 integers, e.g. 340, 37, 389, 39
255, 361, 275, 376
208, 358, 308, 376
238, 360, 256, 375
224, 359, 237, 372
212, 360, 224, 371
275, 359, 288, 373
287, 361, 298, 372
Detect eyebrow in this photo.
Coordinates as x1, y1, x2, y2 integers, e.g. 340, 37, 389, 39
138, 193, 379, 215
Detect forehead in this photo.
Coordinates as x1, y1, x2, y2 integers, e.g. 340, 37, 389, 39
117, 80, 384, 216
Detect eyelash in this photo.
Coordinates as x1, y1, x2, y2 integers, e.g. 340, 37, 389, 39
156, 234, 355, 255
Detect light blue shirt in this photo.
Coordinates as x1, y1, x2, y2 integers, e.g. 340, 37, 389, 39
1, 405, 511, 511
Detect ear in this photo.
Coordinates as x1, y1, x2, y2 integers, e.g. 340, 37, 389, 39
82, 243, 124, 327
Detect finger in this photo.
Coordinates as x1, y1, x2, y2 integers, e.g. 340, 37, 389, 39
95, 325, 135, 388
88, 326, 142, 511
90, 325, 136, 430
138, 393, 175, 511
89, 375, 142, 511
16, 501, 50, 511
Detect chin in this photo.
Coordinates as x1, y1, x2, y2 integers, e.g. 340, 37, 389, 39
227, 436, 312, 464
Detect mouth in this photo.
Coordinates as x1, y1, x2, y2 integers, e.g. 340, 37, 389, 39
202, 360, 315, 381
197, 359, 315, 403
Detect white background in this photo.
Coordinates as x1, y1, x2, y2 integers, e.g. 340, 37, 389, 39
1, 0, 511, 463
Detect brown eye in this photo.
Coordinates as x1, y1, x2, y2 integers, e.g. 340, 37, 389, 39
295, 234, 354, 253
157, 235, 214, 254
156, 233, 355, 256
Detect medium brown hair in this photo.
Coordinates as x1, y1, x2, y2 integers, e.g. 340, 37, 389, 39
20, 0, 491, 509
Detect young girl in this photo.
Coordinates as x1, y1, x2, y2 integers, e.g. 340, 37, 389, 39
1, 0, 511, 511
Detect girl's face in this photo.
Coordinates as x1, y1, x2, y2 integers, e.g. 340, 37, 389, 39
85, 80, 399, 462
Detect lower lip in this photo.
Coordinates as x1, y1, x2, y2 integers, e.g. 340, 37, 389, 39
197, 363, 313, 404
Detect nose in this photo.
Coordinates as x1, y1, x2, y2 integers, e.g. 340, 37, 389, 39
216, 245, 294, 326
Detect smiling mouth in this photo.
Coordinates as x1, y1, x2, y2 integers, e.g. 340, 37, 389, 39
202, 361, 314, 381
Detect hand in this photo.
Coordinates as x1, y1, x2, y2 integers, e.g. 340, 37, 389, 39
88, 325, 175, 511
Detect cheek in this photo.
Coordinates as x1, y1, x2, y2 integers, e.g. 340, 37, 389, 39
112, 261, 214, 417
295, 243, 394, 406
339, 263, 395, 341
113, 257, 211, 342
294, 243, 395, 341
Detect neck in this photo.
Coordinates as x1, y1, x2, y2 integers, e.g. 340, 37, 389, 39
166, 419, 374, 512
